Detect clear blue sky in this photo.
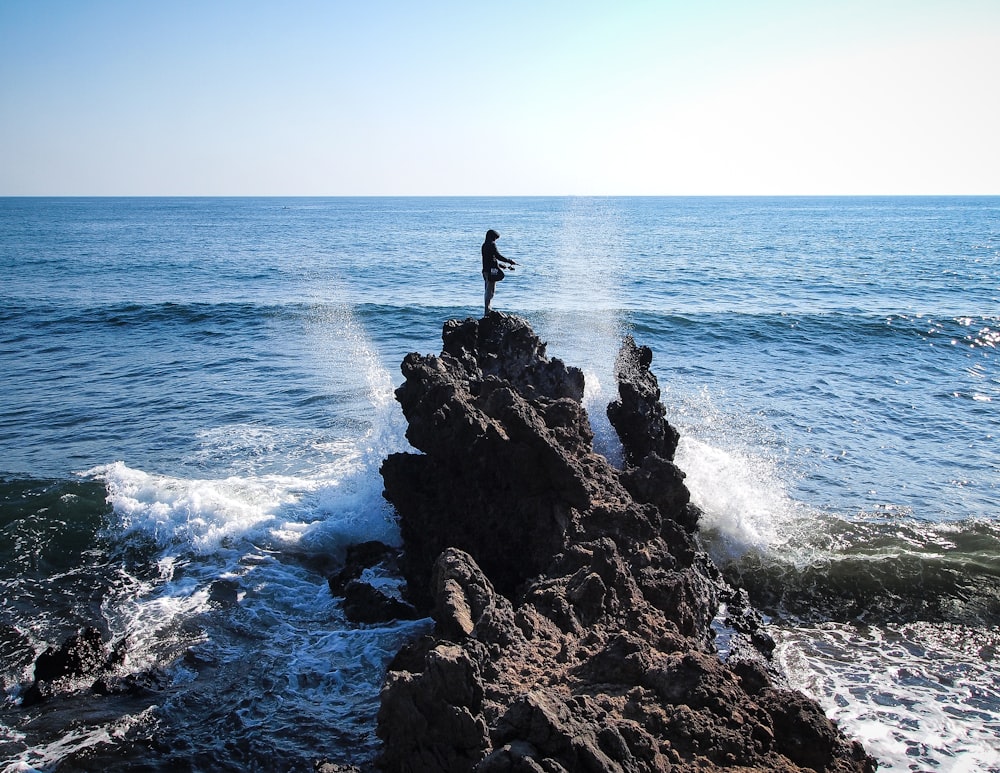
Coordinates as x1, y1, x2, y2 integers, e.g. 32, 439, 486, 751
1, 0, 997, 195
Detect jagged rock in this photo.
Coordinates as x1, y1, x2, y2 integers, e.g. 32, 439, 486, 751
381, 313, 609, 607
483, 689, 658, 773
342, 580, 419, 624
376, 314, 876, 773
376, 642, 490, 772
607, 335, 700, 533
432, 548, 521, 647
760, 688, 875, 772
619, 453, 700, 532
22, 628, 176, 709
607, 334, 680, 466
328, 540, 401, 596
327, 540, 418, 624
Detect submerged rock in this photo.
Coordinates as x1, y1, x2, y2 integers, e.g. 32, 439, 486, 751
31, 626, 109, 684
328, 540, 419, 623
21, 626, 132, 707
377, 312, 875, 773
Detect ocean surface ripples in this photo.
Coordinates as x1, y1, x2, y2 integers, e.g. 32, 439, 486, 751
1, 196, 998, 771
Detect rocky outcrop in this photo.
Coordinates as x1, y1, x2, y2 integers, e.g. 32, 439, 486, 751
19, 626, 170, 707
377, 313, 875, 773
608, 335, 700, 534
21, 626, 114, 706
328, 541, 419, 624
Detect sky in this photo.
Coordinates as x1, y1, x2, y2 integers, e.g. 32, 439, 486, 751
1, 0, 997, 196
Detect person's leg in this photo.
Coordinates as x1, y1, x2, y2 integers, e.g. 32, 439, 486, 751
484, 276, 495, 314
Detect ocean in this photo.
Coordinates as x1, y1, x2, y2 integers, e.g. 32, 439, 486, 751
1, 196, 997, 772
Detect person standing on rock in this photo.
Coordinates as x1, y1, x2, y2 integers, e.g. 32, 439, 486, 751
481, 229, 517, 315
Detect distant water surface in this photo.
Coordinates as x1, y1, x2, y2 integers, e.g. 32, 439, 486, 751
1, 196, 998, 771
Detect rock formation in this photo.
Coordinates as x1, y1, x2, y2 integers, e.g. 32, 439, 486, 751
19, 625, 171, 707
328, 541, 419, 624
376, 312, 875, 773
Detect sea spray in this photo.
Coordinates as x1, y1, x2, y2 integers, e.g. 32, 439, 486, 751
530, 310, 631, 466
2, 306, 428, 771
666, 381, 1000, 772
2, 196, 997, 772
676, 435, 804, 560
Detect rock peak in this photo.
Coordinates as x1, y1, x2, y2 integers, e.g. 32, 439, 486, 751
376, 315, 875, 773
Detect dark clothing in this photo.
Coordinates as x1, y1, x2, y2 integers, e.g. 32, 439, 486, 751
482, 239, 505, 273
481, 231, 512, 315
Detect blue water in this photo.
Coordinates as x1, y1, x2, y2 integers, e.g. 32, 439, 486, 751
1, 197, 998, 771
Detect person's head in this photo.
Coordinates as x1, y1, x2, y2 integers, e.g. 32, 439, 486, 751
485, 229, 500, 242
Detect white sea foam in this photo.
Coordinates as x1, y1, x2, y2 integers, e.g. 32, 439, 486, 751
667, 386, 1000, 773
87, 462, 311, 552
675, 435, 811, 561
85, 454, 399, 557
42, 311, 426, 767
774, 621, 1000, 773
84, 405, 406, 626
71, 435, 422, 766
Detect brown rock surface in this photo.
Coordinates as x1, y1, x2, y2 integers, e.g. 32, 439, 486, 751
377, 313, 875, 773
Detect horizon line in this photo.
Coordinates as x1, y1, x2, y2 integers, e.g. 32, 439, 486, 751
2, 193, 998, 199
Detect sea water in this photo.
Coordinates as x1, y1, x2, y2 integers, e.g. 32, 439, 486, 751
1, 196, 997, 771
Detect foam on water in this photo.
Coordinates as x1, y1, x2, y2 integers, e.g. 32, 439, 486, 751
89, 462, 309, 552
1, 308, 427, 770
2, 456, 423, 767
669, 385, 1000, 773
676, 435, 806, 561
774, 621, 1000, 773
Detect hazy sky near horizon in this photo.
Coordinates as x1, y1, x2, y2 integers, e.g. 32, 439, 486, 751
2, 0, 997, 196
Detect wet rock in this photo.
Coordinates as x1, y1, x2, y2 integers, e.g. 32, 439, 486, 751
22, 626, 112, 707
375, 314, 876, 773
327, 540, 419, 624
607, 335, 680, 466
32, 626, 108, 683
92, 667, 171, 696
208, 578, 241, 606
314, 763, 362, 773
327, 541, 401, 596
619, 453, 700, 532
342, 579, 419, 624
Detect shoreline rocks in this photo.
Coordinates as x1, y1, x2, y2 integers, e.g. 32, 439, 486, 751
375, 312, 875, 772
